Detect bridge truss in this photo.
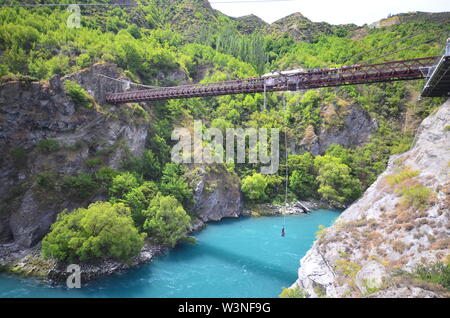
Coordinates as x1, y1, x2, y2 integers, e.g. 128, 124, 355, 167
106, 56, 439, 104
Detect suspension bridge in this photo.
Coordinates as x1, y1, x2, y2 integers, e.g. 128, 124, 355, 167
105, 42, 450, 104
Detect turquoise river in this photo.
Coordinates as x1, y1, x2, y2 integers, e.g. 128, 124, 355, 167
0, 210, 340, 298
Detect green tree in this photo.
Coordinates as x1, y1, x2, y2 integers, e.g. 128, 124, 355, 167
325, 144, 351, 166
241, 173, 269, 202
63, 80, 92, 109
42, 202, 146, 263
95, 167, 118, 189
62, 173, 98, 201
125, 150, 161, 181
314, 155, 362, 205
109, 172, 140, 201
143, 194, 191, 247
122, 181, 159, 229
160, 163, 193, 207
288, 152, 317, 199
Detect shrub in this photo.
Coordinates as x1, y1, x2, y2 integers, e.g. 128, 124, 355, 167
122, 181, 159, 229
42, 202, 146, 263
279, 287, 308, 298
36, 138, 60, 154
11, 147, 28, 168
335, 260, 361, 278
394, 261, 450, 292
124, 150, 161, 181
413, 262, 450, 290
85, 157, 103, 168
62, 173, 98, 201
314, 155, 362, 205
143, 194, 191, 247
109, 172, 140, 201
241, 173, 269, 202
36, 171, 58, 190
160, 163, 193, 207
392, 240, 408, 253
386, 167, 420, 186
63, 80, 93, 109
315, 225, 327, 239
264, 175, 284, 199
288, 152, 317, 199
95, 167, 118, 189
128, 103, 149, 122
76, 53, 92, 69
397, 183, 432, 210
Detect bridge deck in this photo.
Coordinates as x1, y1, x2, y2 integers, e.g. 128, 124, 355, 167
105, 56, 438, 104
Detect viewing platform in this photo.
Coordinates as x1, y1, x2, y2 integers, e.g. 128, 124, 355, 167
421, 45, 450, 97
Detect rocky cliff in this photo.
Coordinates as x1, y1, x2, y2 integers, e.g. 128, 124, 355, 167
0, 63, 150, 248
188, 164, 242, 223
292, 99, 450, 297
293, 104, 378, 156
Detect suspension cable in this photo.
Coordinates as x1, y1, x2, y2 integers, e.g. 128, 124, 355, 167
96, 74, 160, 90
358, 35, 443, 65
336, 31, 425, 65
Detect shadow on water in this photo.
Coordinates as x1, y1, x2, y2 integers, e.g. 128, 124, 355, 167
196, 242, 295, 282
78, 240, 296, 298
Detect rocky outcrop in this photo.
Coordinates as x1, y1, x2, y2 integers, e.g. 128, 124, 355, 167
269, 12, 358, 42
0, 241, 164, 283
291, 99, 450, 297
0, 63, 149, 248
294, 105, 378, 155
188, 164, 243, 222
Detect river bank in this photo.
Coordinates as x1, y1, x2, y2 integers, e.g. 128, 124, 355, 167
0, 202, 335, 285
243, 200, 339, 217
0, 211, 341, 298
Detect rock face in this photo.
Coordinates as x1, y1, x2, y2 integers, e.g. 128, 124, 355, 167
188, 164, 243, 222
269, 12, 358, 42
292, 99, 450, 297
294, 105, 378, 155
0, 63, 148, 248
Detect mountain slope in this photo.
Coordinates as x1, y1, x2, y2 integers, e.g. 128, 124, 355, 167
234, 14, 268, 34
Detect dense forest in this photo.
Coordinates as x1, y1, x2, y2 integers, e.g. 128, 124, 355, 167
0, 0, 449, 263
